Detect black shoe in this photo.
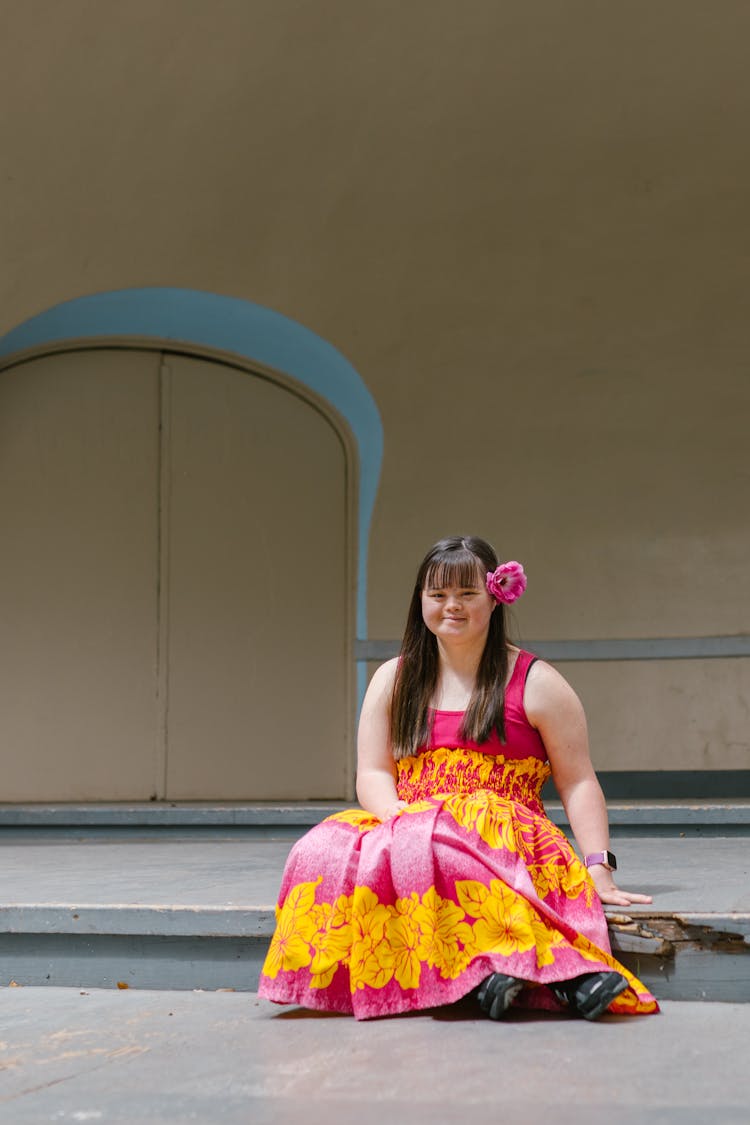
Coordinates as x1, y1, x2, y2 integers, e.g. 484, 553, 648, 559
551, 971, 629, 1020
476, 973, 524, 1020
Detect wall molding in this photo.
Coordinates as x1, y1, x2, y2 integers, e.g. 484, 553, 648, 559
544, 770, 750, 800
355, 635, 750, 662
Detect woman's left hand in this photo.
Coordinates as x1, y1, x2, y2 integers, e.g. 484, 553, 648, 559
588, 865, 653, 906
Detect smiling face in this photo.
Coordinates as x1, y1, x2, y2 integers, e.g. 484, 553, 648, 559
420, 562, 497, 648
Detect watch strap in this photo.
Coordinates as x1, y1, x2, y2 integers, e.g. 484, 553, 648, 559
584, 850, 617, 871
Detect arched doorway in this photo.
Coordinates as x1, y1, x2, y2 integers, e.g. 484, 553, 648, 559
0, 345, 353, 800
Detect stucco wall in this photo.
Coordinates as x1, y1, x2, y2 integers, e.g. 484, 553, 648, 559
2, 1, 748, 776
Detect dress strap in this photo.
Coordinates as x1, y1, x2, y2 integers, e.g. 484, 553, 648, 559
506, 649, 537, 707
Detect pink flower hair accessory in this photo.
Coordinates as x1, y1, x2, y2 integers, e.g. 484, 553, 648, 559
486, 561, 527, 604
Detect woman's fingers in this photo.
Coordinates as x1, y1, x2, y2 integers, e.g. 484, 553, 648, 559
598, 888, 653, 905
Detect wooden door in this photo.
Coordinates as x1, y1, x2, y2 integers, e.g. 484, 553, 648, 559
0, 348, 351, 800
162, 353, 350, 799
0, 349, 160, 799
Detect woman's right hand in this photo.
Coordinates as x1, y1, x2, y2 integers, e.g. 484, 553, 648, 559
380, 800, 408, 821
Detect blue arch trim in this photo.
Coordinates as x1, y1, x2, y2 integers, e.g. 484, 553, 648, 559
0, 289, 382, 664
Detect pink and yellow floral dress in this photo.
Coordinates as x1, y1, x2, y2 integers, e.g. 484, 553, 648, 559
258, 650, 658, 1019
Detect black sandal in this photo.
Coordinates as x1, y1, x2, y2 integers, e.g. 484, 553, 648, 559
551, 971, 629, 1020
476, 973, 524, 1020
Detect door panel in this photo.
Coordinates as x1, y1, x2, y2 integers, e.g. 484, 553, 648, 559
0, 350, 160, 799
163, 354, 349, 799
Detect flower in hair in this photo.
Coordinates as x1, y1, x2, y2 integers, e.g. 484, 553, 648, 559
486, 561, 527, 604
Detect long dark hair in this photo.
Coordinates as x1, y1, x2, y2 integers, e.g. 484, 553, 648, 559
390, 536, 510, 760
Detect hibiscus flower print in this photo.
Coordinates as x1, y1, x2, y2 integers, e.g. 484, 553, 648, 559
349, 887, 394, 992
414, 887, 473, 980
457, 878, 536, 957
262, 878, 321, 978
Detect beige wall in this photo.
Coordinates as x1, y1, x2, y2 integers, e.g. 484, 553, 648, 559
558, 660, 750, 774
2, 2, 748, 780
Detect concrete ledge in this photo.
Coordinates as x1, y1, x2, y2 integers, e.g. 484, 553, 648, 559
0, 932, 267, 993
1, 800, 749, 833
0, 835, 748, 1001
0, 904, 275, 939
0, 803, 347, 828
3, 903, 748, 947
1, 923, 748, 1002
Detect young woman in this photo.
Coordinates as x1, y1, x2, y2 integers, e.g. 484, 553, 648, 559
259, 537, 658, 1020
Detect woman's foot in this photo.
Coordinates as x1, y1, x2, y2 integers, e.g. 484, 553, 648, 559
476, 973, 524, 1020
551, 971, 629, 1020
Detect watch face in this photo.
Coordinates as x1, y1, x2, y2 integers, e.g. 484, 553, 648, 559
606, 851, 617, 871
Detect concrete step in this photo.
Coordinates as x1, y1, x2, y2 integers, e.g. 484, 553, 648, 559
1, 830, 747, 1002
2, 798, 750, 836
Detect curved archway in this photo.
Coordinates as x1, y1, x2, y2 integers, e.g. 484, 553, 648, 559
0, 291, 384, 799
0, 288, 383, 657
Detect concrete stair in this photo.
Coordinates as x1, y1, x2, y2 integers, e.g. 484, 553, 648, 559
1, 802, 748, 1002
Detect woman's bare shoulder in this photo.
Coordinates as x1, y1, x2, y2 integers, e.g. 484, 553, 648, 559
359, 657, 399, 724
367, 657, 400, 695
526, 657, 567, 687
524, 658, 584, 720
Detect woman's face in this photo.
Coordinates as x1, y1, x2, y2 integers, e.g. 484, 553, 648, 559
420, 563, 496, 647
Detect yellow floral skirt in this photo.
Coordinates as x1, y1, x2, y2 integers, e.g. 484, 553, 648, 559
258, 748, 658, 1019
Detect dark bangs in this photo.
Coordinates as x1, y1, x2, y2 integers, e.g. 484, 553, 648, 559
421, 549, 484, 592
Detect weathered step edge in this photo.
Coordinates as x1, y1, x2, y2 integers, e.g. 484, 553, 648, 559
2, 909, 748, 1003
0, 904, 274, 939
3, 903, 749, 954
2, 884, 748, 1002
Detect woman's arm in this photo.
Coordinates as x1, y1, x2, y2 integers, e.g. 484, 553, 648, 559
355, 659, 407, 821
524, 660, 652, 908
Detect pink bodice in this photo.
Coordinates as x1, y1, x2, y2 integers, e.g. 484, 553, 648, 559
396, 650, 551, 815
421, 648, 547, 761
